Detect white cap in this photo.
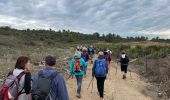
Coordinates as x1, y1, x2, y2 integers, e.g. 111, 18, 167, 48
98, 51, 104, 56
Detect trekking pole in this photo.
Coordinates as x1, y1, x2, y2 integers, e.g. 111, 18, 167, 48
87, 77, 94, 90
66, 74, 73, 81
129, 69, 132, 79
115, 61, 118, 75
91, 78, 94, 93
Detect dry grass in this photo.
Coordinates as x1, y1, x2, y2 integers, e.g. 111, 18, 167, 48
0, 45, 74, 82
130, 55, 170, 99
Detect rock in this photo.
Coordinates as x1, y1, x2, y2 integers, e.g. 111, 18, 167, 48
158, 92, 163, 97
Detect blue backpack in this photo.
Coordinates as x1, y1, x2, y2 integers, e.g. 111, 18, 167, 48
94, 59, 106, 77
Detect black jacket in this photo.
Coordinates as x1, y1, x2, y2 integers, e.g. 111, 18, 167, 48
120, 56, 129, 65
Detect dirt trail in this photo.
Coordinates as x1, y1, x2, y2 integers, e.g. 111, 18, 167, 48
66, 61, 152, 100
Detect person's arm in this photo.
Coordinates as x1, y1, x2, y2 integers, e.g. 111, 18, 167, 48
24, 72, 31, 94
69, 59, 74, 75
105, 60, 109, 74
84, 60, 87, 68
127, 56, 130, 63
52, 75, 69, 100
81, 58, 87, 68
83, 56, 88, 68
92, 60, 96, 77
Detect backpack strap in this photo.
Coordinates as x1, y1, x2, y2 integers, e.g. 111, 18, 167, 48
49, 71, 58, 81
17, 71, 27, 81
50, 72, 59, 100
38, 70, 45, 78
14, 71, 27, 100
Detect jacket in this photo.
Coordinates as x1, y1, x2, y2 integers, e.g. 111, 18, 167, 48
32, 67, 69, 100
120, 55, 129, 65
70, 56, 87, 76
11, 68, 31, 100
92, 55, 108, 77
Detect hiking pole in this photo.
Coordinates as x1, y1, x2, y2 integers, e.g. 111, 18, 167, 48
66, 74, 73, 81
91, 78, 94, 93
129, 69, 132, 79
87, 77, 94, 90
115, 61, 118, 75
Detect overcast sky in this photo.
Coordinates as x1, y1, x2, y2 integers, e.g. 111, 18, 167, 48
0, 0, 170, 38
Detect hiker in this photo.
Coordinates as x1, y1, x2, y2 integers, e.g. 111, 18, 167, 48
88, 45, 95, 64
107, 48, 112, 64
0, 56, 32, 100
81, 47, 89, 76
79, 45, 83, 52
93, 46, 97, 54
76, 46, 80, 52
92, 51, 108, 100
119, 52, 129, 79
103, 48, 107, 59
32, 55, 69, 100
103, 48, 112, 64
70, 51, 87, 98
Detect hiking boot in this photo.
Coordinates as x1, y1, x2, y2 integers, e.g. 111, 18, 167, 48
122, 75, 126, 79
124, 75, 127, 79
76, 93, 81, 98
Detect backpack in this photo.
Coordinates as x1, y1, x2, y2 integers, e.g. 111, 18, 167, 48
31, 71, 58, 100
73, 59, 83, 72
94, 59, 107, 77
0, 71, 26, 100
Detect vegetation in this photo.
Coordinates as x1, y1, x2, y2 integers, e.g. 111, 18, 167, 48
94, 43, 170, 59
0, 26, 170, 98
0, 26, 155, 43
94, 43, 170, 99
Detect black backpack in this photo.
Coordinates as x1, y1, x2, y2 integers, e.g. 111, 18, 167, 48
32, 70, 58, 100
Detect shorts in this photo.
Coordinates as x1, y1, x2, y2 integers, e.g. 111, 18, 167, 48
121, 65, 128, 73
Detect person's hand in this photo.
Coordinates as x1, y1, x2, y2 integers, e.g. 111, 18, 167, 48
92, 76, 94, 80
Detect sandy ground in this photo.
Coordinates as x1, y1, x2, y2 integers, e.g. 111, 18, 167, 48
66, 60, 152, 100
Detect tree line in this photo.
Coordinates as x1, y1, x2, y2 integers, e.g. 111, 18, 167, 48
0, 26, 169, 43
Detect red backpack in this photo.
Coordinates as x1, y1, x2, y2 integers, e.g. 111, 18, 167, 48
74, 59, 83, 72
0, 71, 26, 100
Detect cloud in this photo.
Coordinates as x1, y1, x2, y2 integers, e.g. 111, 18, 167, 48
0, 0, 170, 38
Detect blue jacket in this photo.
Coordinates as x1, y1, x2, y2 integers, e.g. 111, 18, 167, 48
32, 67, 69, 100
70, 56, 87, 76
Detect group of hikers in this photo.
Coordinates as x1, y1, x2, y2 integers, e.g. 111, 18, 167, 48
0, 45, 129, 100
